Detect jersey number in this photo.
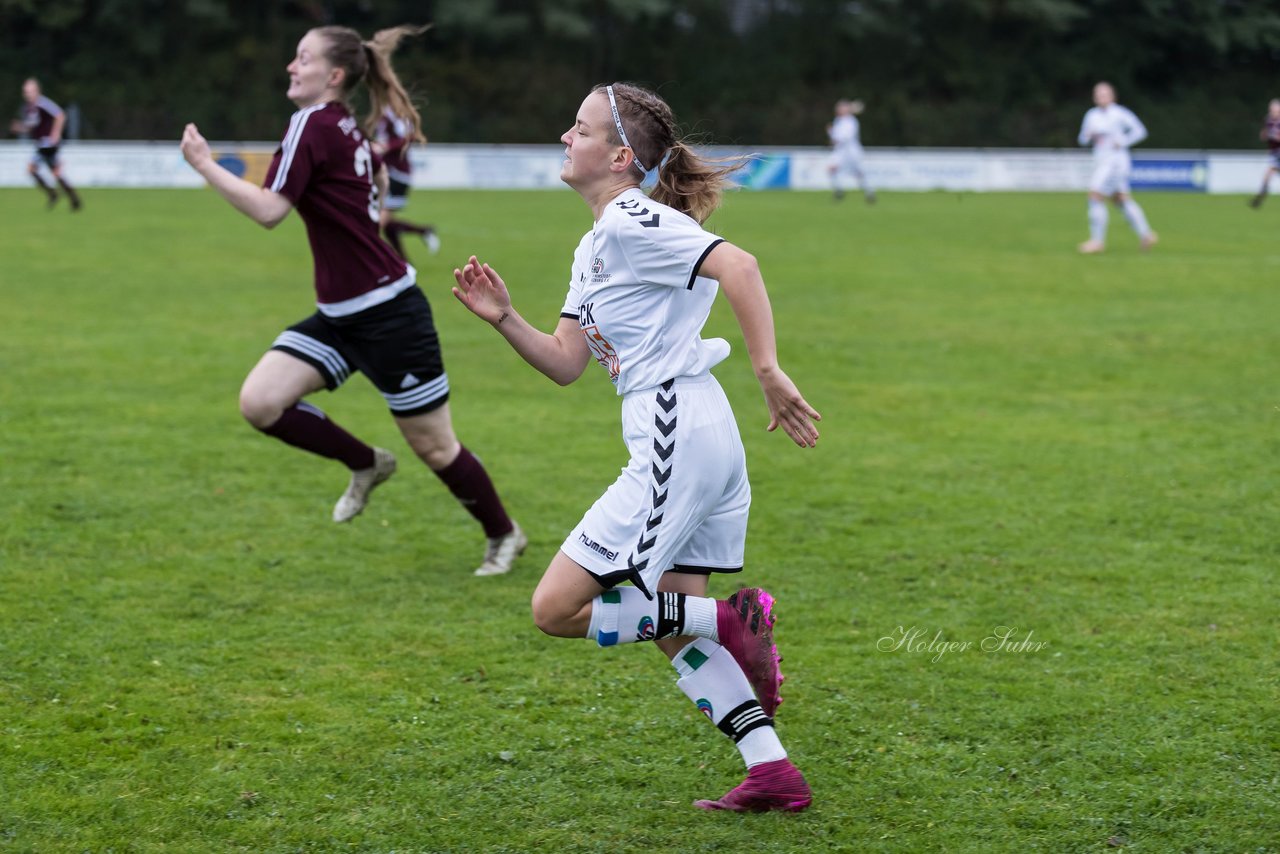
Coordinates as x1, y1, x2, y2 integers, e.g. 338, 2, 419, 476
353, 142, 380, 223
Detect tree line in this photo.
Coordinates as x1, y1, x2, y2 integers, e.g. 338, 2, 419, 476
4, 0, 1279, 149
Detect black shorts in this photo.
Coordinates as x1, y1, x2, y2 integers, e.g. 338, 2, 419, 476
270, 286, 449, 417
34, 146, 60, 169
385, 178, 410, 212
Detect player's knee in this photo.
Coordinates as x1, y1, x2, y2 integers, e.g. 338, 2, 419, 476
530, 588, 571, 637
404, 430, 459, 471
238, 387, 283, 430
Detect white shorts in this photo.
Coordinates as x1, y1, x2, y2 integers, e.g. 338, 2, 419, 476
562, 373, 750, 597
829, 147, 865, 175
1089, 157, 1132, 196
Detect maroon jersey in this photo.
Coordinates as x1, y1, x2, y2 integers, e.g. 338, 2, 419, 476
264, 101, 410, 315
21, 95, 63, 147
1264, 116, 1280, 153
373, 108, 413, 184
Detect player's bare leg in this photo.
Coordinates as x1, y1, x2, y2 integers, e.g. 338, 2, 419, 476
29, 163, 57, 208
239, 350, 390, 522
1251, 168, 1274, 208
51, 165, 81, 211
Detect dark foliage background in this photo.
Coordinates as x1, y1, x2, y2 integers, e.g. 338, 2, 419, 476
4, 0, 1279, 147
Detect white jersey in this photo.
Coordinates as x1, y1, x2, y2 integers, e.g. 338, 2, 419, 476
1078, 104, 1147, 164
828, 114, 863, 155
561, 187, 729, 395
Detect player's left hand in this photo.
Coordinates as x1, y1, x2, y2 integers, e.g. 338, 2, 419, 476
180, 123, 212, 169
759, 367, 821, 448
452, 256, 514, 326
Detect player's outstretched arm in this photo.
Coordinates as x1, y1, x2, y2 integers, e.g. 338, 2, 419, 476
180, 123, 293, 229
700, 242, 821, 448
452, 256, 590, 386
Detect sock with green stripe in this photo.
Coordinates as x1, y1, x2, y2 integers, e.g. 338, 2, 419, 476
673, 638, 786, 768
585, 587, 717, 647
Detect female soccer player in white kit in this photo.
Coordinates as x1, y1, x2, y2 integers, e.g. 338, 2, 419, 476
827, 98, 875, 203
1077, 81, 1157, 254
453, 82, 821, 812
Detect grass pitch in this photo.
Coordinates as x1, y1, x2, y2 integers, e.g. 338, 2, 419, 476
1, 186, 1277, 852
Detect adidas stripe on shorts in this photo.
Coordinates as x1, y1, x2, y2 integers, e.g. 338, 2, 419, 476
270, 285, 449, 417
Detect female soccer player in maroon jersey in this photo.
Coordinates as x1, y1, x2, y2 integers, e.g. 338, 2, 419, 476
12, 78, 81, 210
180, 24, 525, 576
1249, 99, 1280, 209
371, 105, 440, 259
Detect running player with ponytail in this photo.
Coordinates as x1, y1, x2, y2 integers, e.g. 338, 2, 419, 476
180, 24, 525, 576
453, 82, 820, 811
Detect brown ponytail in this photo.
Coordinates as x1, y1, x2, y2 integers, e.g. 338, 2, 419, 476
592, 82, 742, 225
311, 24, 430, 144
362, 24, 431, 144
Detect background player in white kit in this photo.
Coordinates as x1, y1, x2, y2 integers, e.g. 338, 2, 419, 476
1077, 81, 1157, 254
180, 24, 524, 576
453, 82, 822, 812
826, 98, 875, 204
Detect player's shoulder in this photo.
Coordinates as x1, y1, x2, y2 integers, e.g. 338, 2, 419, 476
602, 188, 697, 236
37, 95, 62, 114
291, 102, 342, 132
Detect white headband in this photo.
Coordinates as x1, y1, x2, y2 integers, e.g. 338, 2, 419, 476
606, 85, 648, 176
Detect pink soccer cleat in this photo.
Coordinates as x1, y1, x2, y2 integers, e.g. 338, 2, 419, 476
716, 587, 784, 717
694, 758, 812, 812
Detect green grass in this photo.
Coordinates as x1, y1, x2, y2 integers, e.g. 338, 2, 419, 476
1, 187, 1277, 852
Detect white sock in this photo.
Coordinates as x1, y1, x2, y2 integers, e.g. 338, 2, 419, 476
674, 638, 786, 767
586, 587, 718, 647
1121, 199, 1151, 237
1088, 198, 1108, 243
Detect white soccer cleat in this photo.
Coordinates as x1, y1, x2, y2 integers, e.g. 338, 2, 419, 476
422, 229, 441, 255
1078, 239, 1105, 255
474, 521, 527, 576
1140, 231, 1159, 252
332, 447, 397, 523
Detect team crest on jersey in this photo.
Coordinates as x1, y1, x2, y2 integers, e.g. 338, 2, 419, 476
696, 698, 714, 720
590, 257, 611, 283
636, 616, 656, 641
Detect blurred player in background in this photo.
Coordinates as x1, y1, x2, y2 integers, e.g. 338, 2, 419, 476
11, 78, 81, 211
180, 24, 525, 576
826, 98, 875, 204
453, 82, 820, 812
1077, 81, 1157, 254
1248, 98, 1280, 209
371, 105, 441, 258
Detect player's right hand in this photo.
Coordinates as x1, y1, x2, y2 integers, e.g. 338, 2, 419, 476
180, 123, 212, 169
